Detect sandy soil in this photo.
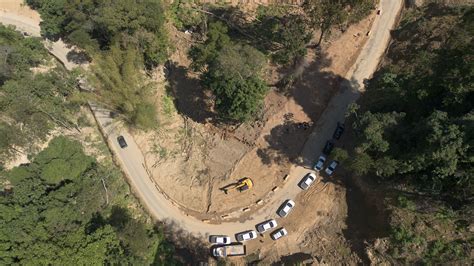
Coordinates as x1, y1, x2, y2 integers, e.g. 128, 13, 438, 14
0, 0, 40, 21
134, 10, 375, 219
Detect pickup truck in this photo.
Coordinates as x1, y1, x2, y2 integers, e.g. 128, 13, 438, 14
212, 244, 246, 258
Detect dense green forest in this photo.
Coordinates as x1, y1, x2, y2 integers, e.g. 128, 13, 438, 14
346, 4, 473, 263
26, 0, 169, 68
0, 137, 175, 264
0, 25, 176, 264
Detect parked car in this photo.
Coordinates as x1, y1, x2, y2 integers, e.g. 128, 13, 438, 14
323, 140, 334, 156
271, 228, 288, 240
277, 199, 295, 217
117, 135, 128, 148
256, 219, 277, 233
298, 173, 317, 190
313, 155, 326, 171
235, 230, 257, 242
333, 122, 345, 140
325, 160, 339, 176
212, 244, 246, 257
209, 235, 231, 244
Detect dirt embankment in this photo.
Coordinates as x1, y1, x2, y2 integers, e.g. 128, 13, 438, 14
133, 9, 376, 222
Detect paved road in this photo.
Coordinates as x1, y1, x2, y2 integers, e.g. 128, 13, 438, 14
1, 0, 403, 241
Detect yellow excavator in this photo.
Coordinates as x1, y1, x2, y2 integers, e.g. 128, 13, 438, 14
221, 178, 253, 194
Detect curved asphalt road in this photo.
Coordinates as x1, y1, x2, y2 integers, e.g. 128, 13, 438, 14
1, 0, 403, 241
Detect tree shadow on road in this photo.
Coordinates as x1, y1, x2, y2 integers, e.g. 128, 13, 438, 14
256, 49, 355, 168
157, 220, 211, 264
166, 62, 215, 124
282, 49, 343, 122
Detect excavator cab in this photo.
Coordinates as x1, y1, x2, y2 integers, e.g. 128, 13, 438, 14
221, 178, 253, 194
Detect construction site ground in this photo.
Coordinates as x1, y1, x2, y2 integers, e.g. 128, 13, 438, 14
133, 11, 374, 217
130, 7, 378, 263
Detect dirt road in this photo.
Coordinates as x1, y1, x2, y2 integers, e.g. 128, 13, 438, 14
0, 0, 403, 241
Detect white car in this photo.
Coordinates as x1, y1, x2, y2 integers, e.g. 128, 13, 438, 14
299, 173, 317, 190
325, 160, 339, 176
313, 155, 326, 171
271, 228, 288, 240
209, 235, 231, 244
256, 219, 277, 233
277, 199, 295, 217
235, 230, 257, 242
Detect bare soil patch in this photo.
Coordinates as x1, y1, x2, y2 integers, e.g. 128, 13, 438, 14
0, 0, 41, 22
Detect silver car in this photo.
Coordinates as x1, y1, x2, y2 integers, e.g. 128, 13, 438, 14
271, 228, 288, 240
313, 155, 326, 171
256, 219, 277, 233
299, 173, 317, 190
235, 230, 257, 242
209, 235, 231, 244
277, 199, 295, 217
325, 160, 339, 176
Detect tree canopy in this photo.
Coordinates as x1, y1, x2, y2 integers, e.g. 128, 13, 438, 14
256, 14, 312, 64
0, 25, 81, 165
25, 0, 169, 130
190, 22, 268, 122
0, 136, 176, 264
303, 0, 374, 45
26, 0, 170, 68
347, 6, 473, 201
88, 45, 158, 130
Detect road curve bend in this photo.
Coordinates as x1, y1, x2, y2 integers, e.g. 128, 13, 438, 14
0, 0, 403, 241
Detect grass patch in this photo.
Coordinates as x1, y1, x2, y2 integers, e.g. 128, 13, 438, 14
162, 91, 176, 117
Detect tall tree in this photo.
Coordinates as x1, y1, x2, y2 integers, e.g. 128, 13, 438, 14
88, 45, 157, 130
303, 0, 347, 46
205, 44, 268, 122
